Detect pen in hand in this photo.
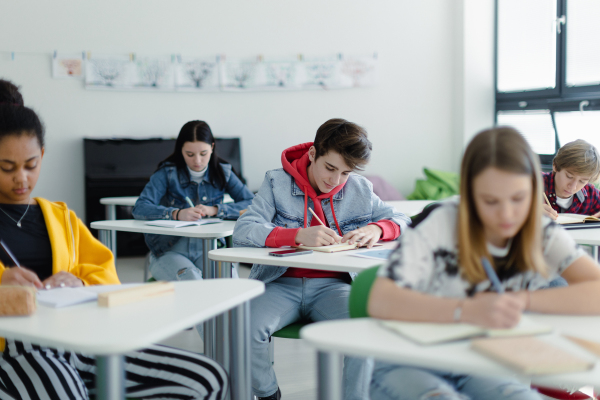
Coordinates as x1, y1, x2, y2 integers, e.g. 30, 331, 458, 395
0, 239, 44, 289
307, 207, 342, 242
0, 239, 20, 268
185, 196, 195, 208
481, 257, 504, 293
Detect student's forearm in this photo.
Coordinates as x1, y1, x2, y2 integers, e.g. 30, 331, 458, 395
529, 281, 600, 315
368, 278, 459, 323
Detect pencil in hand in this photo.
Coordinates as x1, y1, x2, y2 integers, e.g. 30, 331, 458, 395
308, 207, 342, 241
543, 193, 552, 208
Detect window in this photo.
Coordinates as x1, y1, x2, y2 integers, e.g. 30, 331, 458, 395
495, 0, 600, 168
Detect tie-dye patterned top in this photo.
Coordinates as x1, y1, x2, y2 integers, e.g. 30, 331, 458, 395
379, 201, 586, 297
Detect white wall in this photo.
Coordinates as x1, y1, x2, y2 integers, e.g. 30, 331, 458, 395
0, 0, 494, 219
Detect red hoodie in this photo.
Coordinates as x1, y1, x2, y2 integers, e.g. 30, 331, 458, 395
266, 142, 400, 279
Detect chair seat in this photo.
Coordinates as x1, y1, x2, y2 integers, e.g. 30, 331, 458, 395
272, 322, 312, 339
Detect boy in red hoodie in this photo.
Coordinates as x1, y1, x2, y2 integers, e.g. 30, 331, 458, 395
233, 118, 410, 400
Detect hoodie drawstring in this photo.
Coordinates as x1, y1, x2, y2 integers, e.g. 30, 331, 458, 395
303, 189, 308, 229
303, 187, 343, 236
330, 201, 342, 236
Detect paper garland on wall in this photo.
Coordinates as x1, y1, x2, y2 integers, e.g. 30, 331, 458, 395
60, 52, 377, 92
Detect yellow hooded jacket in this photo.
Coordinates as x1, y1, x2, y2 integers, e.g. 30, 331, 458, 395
0, 198, 121, 351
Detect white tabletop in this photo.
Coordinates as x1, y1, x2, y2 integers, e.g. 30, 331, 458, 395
99, 196, 139, 206
385, 200, 434, 217
567, 228, 600, 246
91, 219, 236, 239
301, 317, 600, 390
0, 280, 264, 355
99, 195, 234, 207
209, 241, 397, 273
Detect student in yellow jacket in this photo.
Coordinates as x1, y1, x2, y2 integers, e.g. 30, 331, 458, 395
0, 84, 228, 400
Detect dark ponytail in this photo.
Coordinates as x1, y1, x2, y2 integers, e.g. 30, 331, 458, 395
158, 121, 227, 189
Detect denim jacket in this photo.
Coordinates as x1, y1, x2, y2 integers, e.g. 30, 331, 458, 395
133, 163, 254, 257
233, 168, 410, 283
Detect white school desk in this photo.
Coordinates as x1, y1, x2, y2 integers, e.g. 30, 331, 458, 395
207, 241, 397, 371
385, 200, 434, 217
99, 195, 234, 256
0, 280, 264, 400
566, 228, 600, 259
91, 219, 236, 360
301, 316, 600, 400
208, 241, 398, 274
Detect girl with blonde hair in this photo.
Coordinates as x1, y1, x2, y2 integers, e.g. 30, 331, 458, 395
368, 127, 600, 400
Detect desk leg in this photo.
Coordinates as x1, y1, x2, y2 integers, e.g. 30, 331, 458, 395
317, 351, 342, 400
203, 239, 217, 359
230, 301, 251, 400
105, 204, 117, 257
216, 261, 232, 398
98, 229, 112, 251
593, 246, 599, 262
96, 354, 125, 400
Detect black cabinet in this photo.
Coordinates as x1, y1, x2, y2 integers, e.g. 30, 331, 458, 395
84, 137, 243, 256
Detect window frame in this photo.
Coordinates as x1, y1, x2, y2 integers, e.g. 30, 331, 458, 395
495, 0, 600, 169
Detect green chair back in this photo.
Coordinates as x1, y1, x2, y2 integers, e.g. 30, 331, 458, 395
348, 266, 380, 318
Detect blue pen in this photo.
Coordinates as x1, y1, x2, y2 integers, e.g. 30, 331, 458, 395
481, 257, 504, 293
185, 196, 195, 208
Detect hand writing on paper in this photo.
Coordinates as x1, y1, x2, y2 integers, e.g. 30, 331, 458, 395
342, 225, 383, 249
42, 271, 83, 290
196, 205, 218, 217
178, 207, 204, 221
1, 267, 43, 289
295, 226, 341, 247
461, 292, 526, 329
542, 204, 558, 220
593, 211, 600, 219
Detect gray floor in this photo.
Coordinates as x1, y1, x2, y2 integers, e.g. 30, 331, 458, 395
116, 257, 318, 400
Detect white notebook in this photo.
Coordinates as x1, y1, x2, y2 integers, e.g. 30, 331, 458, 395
556, 213, 600, 225
380, 316, 553, 345
37, 284, 141, 308
144, 218, 223, 228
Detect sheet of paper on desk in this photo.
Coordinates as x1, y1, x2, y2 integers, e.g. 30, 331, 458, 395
380, 316, 552, 345
350, 249, 393, 260
145, 219, 223, 228
37, 284, 142, 308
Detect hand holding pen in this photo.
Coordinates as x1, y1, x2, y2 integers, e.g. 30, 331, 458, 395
294, 207, 342, 247
0, 239, 43, 289
176, 197, 204, 221
177, 196, 218, 221
457, 258, 526, 329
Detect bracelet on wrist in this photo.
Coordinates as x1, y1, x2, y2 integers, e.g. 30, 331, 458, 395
453, 299, 464, 322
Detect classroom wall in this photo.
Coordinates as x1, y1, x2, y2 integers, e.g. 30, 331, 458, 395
0, 0, 494, 219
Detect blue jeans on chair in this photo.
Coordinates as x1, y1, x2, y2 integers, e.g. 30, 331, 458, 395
149, 237, 238, 340
250, 277, 372, 400
370, 362, 543, 400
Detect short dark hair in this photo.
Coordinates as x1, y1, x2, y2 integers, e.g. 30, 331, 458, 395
0, 79, 24, 106
313, 118, 372, 170
0, 104, 45, 148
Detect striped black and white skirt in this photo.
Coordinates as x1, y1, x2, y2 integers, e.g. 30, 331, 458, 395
0, 339, 227, 400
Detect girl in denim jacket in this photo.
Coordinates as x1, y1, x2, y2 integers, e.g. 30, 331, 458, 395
369, 127, 600, 400
133, 120, 254, 284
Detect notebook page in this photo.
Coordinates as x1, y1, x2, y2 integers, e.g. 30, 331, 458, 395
380, 320, 485, 345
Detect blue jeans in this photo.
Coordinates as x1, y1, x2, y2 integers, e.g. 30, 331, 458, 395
370, 362, 543, 400
149, 237, 238, 339
250, 277, 372, 400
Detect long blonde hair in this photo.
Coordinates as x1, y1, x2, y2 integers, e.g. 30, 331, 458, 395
458, 127, 547, 283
